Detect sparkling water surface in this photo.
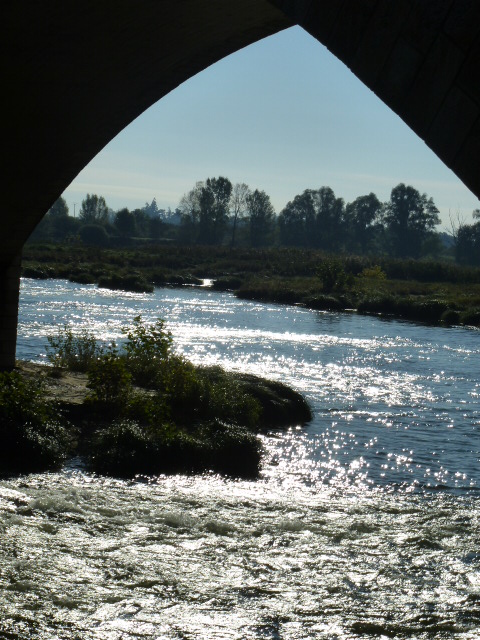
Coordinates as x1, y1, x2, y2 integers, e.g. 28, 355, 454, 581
1, 278, 480, 638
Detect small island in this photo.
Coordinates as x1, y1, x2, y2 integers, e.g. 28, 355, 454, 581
0, 317, 311, 479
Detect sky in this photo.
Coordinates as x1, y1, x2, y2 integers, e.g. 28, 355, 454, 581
62, 25, 479, 230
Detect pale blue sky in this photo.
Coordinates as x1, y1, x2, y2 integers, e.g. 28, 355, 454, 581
63, 26, 479, 229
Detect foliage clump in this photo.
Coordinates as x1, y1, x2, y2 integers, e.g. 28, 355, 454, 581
0, 371, 69, 473
47, 326, 102, 372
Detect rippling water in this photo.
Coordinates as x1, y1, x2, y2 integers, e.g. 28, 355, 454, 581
1, 278, 480, 638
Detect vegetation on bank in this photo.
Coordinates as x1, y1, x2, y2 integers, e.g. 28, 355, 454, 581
22, 244, 480, 326
1, 317, 311, 478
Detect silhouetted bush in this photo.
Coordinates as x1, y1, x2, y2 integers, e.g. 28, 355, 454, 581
441, 309, 461, 325
0, 371, 69, 473
88, 418, 263, 478
460, 309, 480, 327
304, 295, 345, 311
211, 276, 244, 291
97, 273, 153, 293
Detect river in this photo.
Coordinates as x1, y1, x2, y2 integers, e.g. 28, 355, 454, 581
1, 278, 480, 638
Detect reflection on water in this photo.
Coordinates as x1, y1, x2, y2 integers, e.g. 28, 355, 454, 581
0, 278, 479, 639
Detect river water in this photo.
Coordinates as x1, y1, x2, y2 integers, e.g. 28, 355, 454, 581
1, 278, 480, 639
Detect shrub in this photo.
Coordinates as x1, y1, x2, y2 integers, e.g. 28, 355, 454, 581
304, 294, 345, 311
317, 259, 347, 293
97, 273, 154, 293
460, 308, 480, 327
158, 355, 206, 419
211, 276, 244, 291
360, 265, 387, 280
357, 295, 396, 315
441, 309, 461, 325
196, 420, 263, 478
0, 371, 69, 472
85, 347, 133, 416
89, 419, 192, 477
47, 325, 102, 372
89, 419, 156, 476
196, 367, 262, 429
68, 271, 96, 285
122, 316, 173, 386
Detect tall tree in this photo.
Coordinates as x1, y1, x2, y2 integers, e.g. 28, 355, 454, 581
344, 192, 382, 253
79, 194, 109, 225
230, 182, 251, 248
197, 176, 232, 245
131, 208, 150, 237
247, 189, 275, 247
311, 187, 345, 252
114, 208, 136, 237
178, 182, 203, 244
454, 210, 480, 266
278, 191, 314, 247
47, 196, 69, 219
383, 184, 440, 258
455, 222, 480, 266
143, 197, 159, 218
278, 187, 344, 250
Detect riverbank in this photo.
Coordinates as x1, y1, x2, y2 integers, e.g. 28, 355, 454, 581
22, 243, 480, 326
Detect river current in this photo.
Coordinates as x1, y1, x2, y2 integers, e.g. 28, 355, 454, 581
1, 278, 480, 638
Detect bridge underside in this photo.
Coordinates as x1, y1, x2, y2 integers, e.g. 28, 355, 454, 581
2, 0, 480, 367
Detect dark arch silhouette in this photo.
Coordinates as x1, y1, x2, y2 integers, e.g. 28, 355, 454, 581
2, 0, 480, 367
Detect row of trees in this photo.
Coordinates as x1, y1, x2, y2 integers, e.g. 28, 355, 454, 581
32, 194, 167, 245
178, 178, 275, 248
178, 177, 441, 259
33, 179, 478, 265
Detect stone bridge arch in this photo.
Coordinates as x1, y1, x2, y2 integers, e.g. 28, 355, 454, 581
2, 0, 480, 367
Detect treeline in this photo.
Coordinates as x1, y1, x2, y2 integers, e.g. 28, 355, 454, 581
30, 178, 477, 265
178, 178, 443, 260
30, 194, 168, 247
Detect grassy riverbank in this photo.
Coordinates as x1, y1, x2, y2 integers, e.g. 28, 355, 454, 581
1, 318, 311, 479
22, 243, 480, 326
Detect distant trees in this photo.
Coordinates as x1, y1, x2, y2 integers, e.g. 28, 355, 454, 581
28, 180, 451, 263
46, 197, 80, 241
197, 177, 232, 245
278, 191, 313, 247
382, 183, 440, 258
247, 189, 275, 247
278, 187, 344, 251
79, 194, 109, 225
277, 182, 443, 258
453, 210, 480, 266
179, 177, 238, 245
230, 182, 251, 248
344, 192, 382, 254
48, 196, 69, 219
114, 208, 136, 237
311, 187, 345, 251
